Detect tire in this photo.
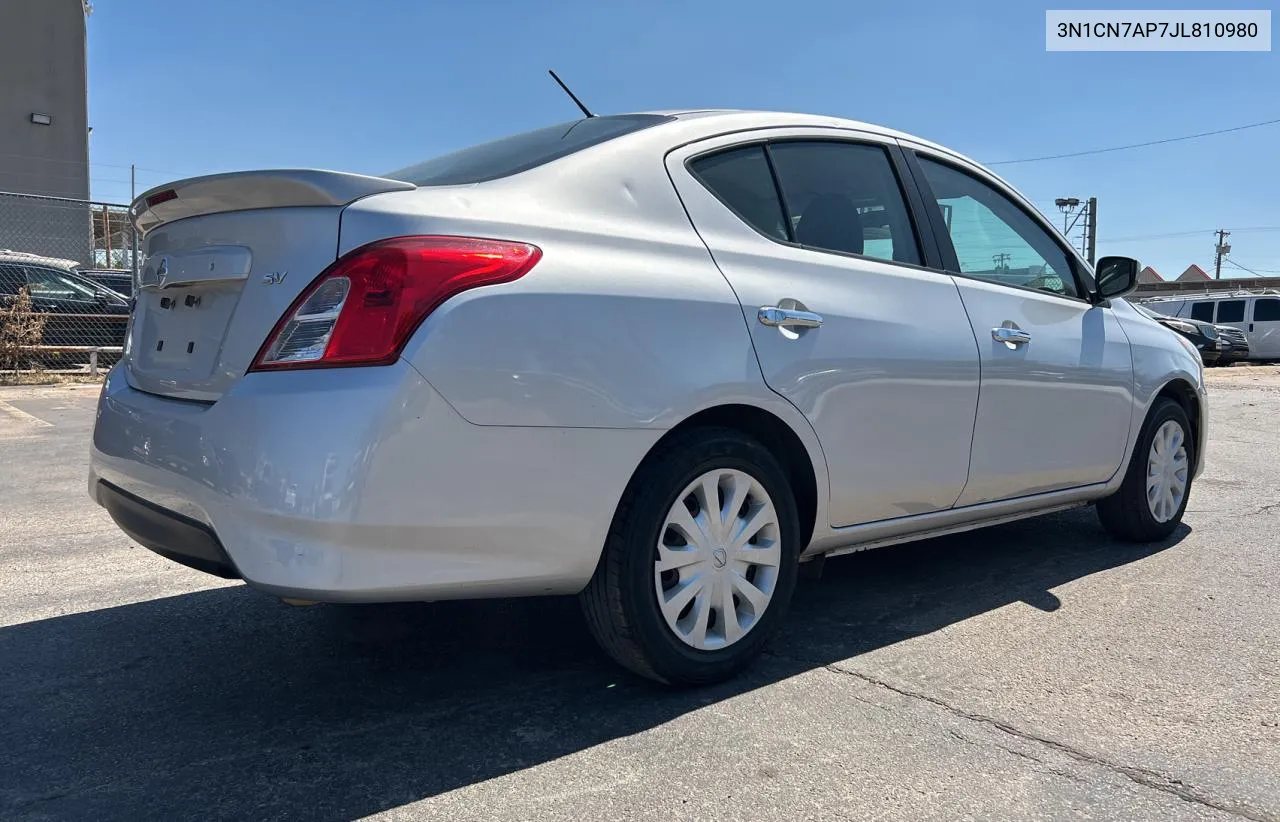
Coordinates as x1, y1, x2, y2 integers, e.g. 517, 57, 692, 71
1096, 398, 1194, 542
580, 426, 801, 685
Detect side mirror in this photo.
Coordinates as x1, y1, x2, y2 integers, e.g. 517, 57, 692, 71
1094, 256, 1140, 300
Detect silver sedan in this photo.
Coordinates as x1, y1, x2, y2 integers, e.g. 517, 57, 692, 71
90, 110, 1207, 684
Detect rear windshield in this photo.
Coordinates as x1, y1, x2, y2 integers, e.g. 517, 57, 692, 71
387, 114, 673, 186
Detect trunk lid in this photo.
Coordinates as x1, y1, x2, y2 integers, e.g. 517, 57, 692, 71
125, 170, 414, 401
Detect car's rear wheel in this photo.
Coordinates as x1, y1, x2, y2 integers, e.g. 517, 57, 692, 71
581, 427, 800, 685
1097, 397, 1193, 542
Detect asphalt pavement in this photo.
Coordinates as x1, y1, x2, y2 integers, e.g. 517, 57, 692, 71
1, 371, 1278, 821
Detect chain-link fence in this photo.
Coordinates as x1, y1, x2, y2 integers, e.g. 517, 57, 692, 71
0, 190, 137, 376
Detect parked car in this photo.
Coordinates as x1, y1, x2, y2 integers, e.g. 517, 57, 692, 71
1131, 303, 1224, 366
80, 269, 134, 298
0, 251, 130, 350
1142, 291, 1280, 361
1216, 324, 1250, 365
90, 111, 1207, 685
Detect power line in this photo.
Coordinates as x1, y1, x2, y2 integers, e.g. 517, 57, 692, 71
1224, 258, 1269, 277
987, 116, 1280, 165
1101, 227, 1280, 243
1225, 260, 1280, 273
0, 150, 182, 177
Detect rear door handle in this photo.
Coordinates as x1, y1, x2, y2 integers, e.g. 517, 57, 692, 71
992, 326, 1032, 347
759, 306, 823, 329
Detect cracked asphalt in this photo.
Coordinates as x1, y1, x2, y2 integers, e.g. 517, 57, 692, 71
1, 368, 1278, 821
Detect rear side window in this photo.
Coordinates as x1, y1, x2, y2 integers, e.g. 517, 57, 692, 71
0, 264, 25, 295
768, 142, 921, 265
688, 146, 788, 241
1253, 298, 1280, 322
1190, 302, 1215, 322
1217, 300, 1246, 323
388, 114, 673, 186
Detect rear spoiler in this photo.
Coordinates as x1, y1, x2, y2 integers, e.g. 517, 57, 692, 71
130, 169, 416, 234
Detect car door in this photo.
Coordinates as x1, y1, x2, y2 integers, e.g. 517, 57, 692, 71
1248, 296, 1280, 357
666, 131, 981, 527
23, 265, 117, 346
906, 150, 1133, 506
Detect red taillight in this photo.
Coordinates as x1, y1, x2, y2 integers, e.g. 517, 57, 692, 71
250, 236, 541, 371
145, 189, 178, 207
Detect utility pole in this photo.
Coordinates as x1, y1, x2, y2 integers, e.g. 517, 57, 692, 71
1084, 197, 1097, 265
1213, 229, 1231, 279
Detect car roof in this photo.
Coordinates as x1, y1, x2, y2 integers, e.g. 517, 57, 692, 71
656, 109, 971, 161
1146, 291, 1280, 301
0, 250, 81, 271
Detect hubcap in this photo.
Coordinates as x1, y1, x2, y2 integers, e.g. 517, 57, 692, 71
1146, 419, 1189, 523
654, 469, 781, 650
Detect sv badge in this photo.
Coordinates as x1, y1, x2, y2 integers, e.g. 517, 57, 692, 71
262, 271, 288, 286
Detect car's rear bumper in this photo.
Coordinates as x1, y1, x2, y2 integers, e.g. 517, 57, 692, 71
89, 362, 661, 602
96, 480, 239, 579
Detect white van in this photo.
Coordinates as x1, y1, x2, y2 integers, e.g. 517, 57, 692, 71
1142, 292, 1280, 360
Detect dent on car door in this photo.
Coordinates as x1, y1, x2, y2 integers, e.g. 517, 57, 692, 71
666, 132, 981, 526
908, 151, 1133, 505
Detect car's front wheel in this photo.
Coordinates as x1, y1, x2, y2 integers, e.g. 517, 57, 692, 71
1097, 397, 1194, 542
581, 427, 800, 685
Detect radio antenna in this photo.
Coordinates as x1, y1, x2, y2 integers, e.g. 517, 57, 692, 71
548, 69, 595, 118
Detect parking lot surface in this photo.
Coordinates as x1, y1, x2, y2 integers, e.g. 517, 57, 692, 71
2, 370, 1278, 822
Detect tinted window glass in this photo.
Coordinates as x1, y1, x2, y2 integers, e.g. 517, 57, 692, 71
1217, 300, 1246, 323
0, 264, 25, 295
689, 146, 788, 241
25, 267, 99, 301
918, 157, 1077, 297
768, 142, 920, 265
1190, 302, 1215, 322
388, 114, 673, 186
1254, 298, 1280, 322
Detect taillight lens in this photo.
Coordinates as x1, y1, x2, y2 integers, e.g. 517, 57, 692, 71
250, 236, 541, 371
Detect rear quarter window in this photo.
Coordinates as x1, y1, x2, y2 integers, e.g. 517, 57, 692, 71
1190, 302, 1214, 322
387, 114, 673, 186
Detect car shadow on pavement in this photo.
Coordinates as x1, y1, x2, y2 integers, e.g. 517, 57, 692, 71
0, 507, 1188, 821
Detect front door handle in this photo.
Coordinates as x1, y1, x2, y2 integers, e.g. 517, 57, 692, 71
759, 306, 823, 329
992, 326, 1032, 348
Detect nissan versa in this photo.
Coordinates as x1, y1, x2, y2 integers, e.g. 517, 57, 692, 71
89, 111, 1207, 685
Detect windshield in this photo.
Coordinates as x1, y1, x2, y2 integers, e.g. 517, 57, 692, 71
387, 114, 674, 186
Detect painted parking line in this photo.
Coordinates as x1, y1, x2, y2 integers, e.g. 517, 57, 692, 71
0, 400, 54, 428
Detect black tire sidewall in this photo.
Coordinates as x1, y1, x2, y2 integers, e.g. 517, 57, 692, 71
615, 432, 801, 684
1129, 399, 1195, 534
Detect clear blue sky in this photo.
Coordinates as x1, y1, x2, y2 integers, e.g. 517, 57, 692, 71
86, 0, 1279, 279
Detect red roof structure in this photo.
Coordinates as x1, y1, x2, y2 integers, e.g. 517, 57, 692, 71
1177, 264, 1211, 282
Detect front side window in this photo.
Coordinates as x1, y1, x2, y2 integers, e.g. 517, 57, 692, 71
1190, 302, 1215, 322
917, 157, 1078, 298
1254, 298, 1280, 322
1217, 300, 1246, 323
24, 267, 100, 301
688, 146, 788, 241
768, 141, 921, 265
